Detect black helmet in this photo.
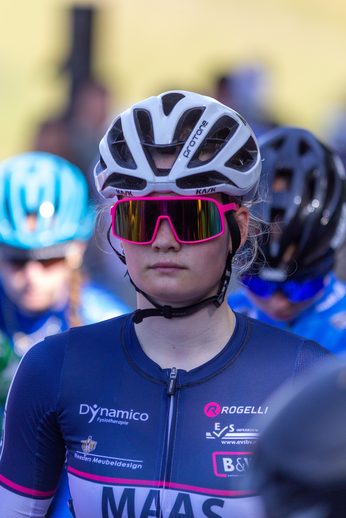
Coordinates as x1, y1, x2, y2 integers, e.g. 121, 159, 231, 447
253, 126, 346, 280
251, 364, 346, 518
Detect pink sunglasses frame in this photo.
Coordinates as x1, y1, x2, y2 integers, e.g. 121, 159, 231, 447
110, 196, 239, 245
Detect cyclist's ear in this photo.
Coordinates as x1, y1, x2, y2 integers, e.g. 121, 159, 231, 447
231, 206, 249, 253
65, 241, 87, 269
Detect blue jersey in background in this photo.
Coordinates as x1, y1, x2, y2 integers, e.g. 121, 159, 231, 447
228, 272, 346, 358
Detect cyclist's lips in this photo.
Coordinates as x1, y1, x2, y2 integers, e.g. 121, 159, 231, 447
150, 262, 186, 271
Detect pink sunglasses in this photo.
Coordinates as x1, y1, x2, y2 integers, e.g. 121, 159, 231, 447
110, 196, 239, 245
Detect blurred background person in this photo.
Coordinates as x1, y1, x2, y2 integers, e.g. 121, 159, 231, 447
0, 151, 132, 517
29, 7, 136, 308
0, 151, 131, 422
33, 78, 110, 196
250, 363, 346, 518
214, 61, 278, 137
32, 80, 127, 299
32, 75, 135, 308
228, 126, 346, 357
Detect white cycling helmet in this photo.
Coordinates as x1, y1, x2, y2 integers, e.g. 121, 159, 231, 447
94, 90, 261, 202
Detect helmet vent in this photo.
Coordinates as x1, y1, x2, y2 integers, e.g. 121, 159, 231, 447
303, 170, 316, 205
108, 117, 124, 143
176, 171, 237, 189
270, 137, 285, 151
269, 208, 286, 258
173, 108, 206, 143
299, 139, 311, 156
161, 93, 185, 116
273, 168, 293, 192
100, 154, 107, 169
225, 136, 258, 172
95, 154, 107, 175
4, 197, 13, 229
134, 109, 154, 144
270, 208, 285, 225
142, 143, 185, 177
102, 172, 147, 191
188, 115, 239, 168
107, 117, 137, 170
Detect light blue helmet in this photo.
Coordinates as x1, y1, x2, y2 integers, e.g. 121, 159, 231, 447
0, 152, 94, 259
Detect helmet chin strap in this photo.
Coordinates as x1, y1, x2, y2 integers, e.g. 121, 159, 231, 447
130, 211, 241, 324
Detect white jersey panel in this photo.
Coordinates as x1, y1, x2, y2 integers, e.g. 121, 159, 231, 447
69, 473, 266, 518
0, 485, 52, 518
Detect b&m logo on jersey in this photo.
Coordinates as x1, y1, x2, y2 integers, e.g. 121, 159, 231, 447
213, 452, 252, 477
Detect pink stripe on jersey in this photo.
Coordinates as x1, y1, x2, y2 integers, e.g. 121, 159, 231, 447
166, 482, 255, 497
68, 467, 162, 487
68, 467, 256, 496
0, 473, 56, 497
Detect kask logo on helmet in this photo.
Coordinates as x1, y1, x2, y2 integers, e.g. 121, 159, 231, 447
183, 120, 208, 159
195, 187, 217, 195
113, 189, 134, 197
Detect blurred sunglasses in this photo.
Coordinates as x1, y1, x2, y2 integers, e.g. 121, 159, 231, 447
3, 256, 66, 268
110, 196, 239, 245
241, 275, 325, 303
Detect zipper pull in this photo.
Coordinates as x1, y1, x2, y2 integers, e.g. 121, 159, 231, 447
167, 367, 177, 395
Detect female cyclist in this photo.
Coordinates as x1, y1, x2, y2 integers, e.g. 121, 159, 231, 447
0, 92, 334, 518
228, 126, 346, 357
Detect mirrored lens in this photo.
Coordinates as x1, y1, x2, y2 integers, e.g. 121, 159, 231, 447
281, 277, 325, 302
4, 257, 65, 268
114, 199, 159, 243
241, 276, 275, 299
242, 276, 324, 303
113, 198, 223, 244
168, 199, 222, 242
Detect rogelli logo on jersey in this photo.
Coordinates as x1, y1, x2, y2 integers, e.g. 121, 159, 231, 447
204, 402, 268, 417
79, 404, 149, 424
204, 402, 221, 417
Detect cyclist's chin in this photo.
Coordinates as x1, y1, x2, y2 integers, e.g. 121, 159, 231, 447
266, 309, 300, 322
137, 279, 220, 310
19, 296, 52, 313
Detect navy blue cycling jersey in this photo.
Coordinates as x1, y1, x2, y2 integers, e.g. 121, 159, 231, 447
0, 312, 334, 518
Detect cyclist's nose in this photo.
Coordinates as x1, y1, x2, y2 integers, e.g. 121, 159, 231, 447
151, 218, 181, 252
